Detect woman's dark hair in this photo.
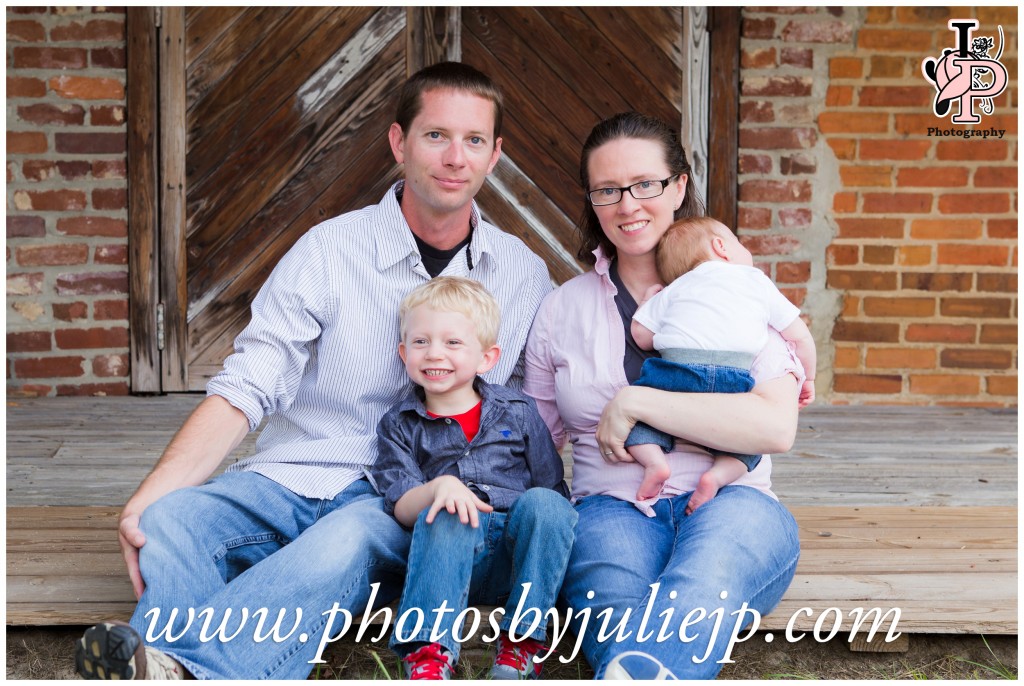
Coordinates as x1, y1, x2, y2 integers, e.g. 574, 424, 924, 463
395, 61, 503, 141
576, 112, 705, 263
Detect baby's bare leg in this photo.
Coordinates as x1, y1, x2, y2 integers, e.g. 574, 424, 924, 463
686, 455, 748, 515
627, 443, 672, 501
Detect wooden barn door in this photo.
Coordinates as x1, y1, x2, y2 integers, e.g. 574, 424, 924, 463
129, 7, 737, 393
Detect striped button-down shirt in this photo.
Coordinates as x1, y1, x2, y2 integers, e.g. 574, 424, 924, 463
210, 182, 552, 498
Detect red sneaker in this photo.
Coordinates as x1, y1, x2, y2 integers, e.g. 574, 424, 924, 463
489, 633, 545, 680
402, 642, 455, 680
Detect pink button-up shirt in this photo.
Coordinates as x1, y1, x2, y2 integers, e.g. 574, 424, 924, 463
524, 248, 804, 512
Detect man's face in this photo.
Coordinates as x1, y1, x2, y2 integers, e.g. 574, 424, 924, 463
389, 89, 502, 222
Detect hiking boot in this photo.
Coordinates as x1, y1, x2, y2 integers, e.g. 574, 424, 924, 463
489, 634, 545, 680
75, 621, 186, 680
603, 651, 677, 680
402, 642, 455, 680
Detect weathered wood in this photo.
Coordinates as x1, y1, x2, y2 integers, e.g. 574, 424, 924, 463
681, 8, 709, 201
707, 7, 740, 228
184, 7, 246, 66
126, 7, 162, 393
848, 632, 910, 653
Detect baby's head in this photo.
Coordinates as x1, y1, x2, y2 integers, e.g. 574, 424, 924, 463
397, 277, 501, 393
656, 216, 753, 283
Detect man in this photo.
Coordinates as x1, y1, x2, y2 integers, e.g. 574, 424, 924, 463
75, 62, 551, 680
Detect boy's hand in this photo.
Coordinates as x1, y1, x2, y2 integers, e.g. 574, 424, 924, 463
426, 475, 494, 528
798, 379, 815, 408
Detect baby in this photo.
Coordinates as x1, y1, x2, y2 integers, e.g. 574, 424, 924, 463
626, 216, 816, 514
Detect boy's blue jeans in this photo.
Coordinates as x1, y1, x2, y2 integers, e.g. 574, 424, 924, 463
391, 488, 577, 662
625, 350, 760, 470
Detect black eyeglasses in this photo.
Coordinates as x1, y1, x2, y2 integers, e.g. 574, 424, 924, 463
588, 175, 679, 206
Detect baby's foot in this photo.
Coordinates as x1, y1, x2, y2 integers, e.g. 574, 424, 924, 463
685, 470, 725, 515
636, 461, 671, 502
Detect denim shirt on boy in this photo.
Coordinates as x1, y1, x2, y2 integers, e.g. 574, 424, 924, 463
371, 378, 569, 516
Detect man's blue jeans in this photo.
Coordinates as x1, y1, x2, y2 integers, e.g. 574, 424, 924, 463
392, 488, 577, 663
130, 472, 411, 679
560, 486, 800, 679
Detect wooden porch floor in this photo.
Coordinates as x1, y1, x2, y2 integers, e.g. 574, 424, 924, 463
6, 397, 1018, 634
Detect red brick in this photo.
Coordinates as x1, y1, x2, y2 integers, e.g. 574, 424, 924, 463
870, 56, 906, 79
742, 234, 801, 256
862, 245, 895, 265
910, 374, 981, 395
827, 137, 856, 160
780, 48, 813, 68
742, 75, 813, 97
93, 353, 129, 377
840, 165, 892, 187
57, 216, 127, 237
740, 101, 774, 123
7, 216, 46, 238
775, 261, 810, 283
21, 160, 57, 182
55, 132, 126, 155
986, 376, 1018, 396
893, 114, 943, 135
14, 189, 88, 212
95, 244, 127, 265
834, 346, 860, 368
832, 192, 857, 213
8, 6, 46, 13
941, 349, 1013, 370
863, 297, 934, 317
49, 75, 124, 100
859, 86, 932, 107
975, 7, 1016, 24
825, 85, 853, 107
910, 219, 982, 240
896, 167, 968, 187
862, 193, 932, 214
739, 154, 772, 174
16, 244, 90, 267
7, 76, 47, 98
739, 180, 811, 203
905, 324, 976, 343
55, 271, 128, 296
898, 246, 932, 266
940, 297, 1012, 318
829, 57, 862, 79
91, 47, 126, 69
778, 208, 811, 229
7, 272, 45, 296
988, 219, 1017, 239
738, 207, 772, 230
56, 382, 129, 397
7, 331, 52, 353
53, 301, 88, 322
827, 270, 898, 291
740, 127, 817, 150
781, 19, 852, 43
17, 103, 86, 127
866, 347, 936, 369
93, 188, 127, 210
974, 167, 1016, 188
937, 244, 1010, 267
780, 153, 816, 175
827, 245, 858, 266
7, 19, 46, 42
779, 287, 806, 307
90, 105, 125, 126
819, 112, 889, 134
7, 131, 48, 154
938, 193, 1010, 215
7, 384, 54, 398
12, 46, 88, 69
857, 29, 933, 52
859, 140, 931, 160
980, 325, 1017, 344
743, 17, 776, 39
895, 6, 950, 23
741, 47, 776, 68
94, 299, 129, 320
834, 373, 903, 393
55, 326, 129, 350
936, 141, 1008, 161
56, 160, 93, 180
901, 272, 972, 292
976, 273, 1017, 293
50, 19, 125, 42
14, 356, 85, 379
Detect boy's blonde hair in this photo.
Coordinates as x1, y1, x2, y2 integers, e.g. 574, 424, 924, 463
656, 216, 733, 283
399, 276, 501, 348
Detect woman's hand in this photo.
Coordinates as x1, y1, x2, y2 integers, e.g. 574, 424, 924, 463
596, 386, 641, 464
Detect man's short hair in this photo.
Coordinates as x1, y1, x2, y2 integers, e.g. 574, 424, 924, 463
399, 276, 501, 349
394, 61, 504, 141
656, 217, 732, 284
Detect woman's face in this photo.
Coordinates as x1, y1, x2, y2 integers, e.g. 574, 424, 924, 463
586, 137, 687, 262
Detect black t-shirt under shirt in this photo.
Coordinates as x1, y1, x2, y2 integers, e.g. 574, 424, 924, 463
608, 259, 660, 384
413, 232, 470, 278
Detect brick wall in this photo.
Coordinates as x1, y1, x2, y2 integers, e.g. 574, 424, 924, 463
6, 7, 129, 397
740, 6, 1017, 406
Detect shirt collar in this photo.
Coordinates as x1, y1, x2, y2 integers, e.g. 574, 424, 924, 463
593, 245, 614, 284
396, 377, 504, 419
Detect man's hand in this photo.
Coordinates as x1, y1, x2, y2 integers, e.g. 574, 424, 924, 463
425, 475, 494, 528
118, 509, 147, 599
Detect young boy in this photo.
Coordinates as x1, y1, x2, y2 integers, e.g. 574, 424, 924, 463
625, 217, 816, 515
370, 277, 576, 681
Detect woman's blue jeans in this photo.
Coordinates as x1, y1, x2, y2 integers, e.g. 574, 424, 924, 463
560, 486, 800, 679
392, 488, 577, 662
130, 472, 411, 679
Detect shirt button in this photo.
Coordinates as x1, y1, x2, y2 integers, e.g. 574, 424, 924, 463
482, 485, 491, 491
444, 418, 452, 424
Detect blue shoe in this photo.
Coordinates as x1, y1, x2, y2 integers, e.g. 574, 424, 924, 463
603, 651, 678, 680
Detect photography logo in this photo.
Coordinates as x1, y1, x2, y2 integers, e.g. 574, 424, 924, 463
921, 20, 1008, 125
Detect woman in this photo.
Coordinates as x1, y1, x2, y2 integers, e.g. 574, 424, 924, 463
524, 112, 803, 679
